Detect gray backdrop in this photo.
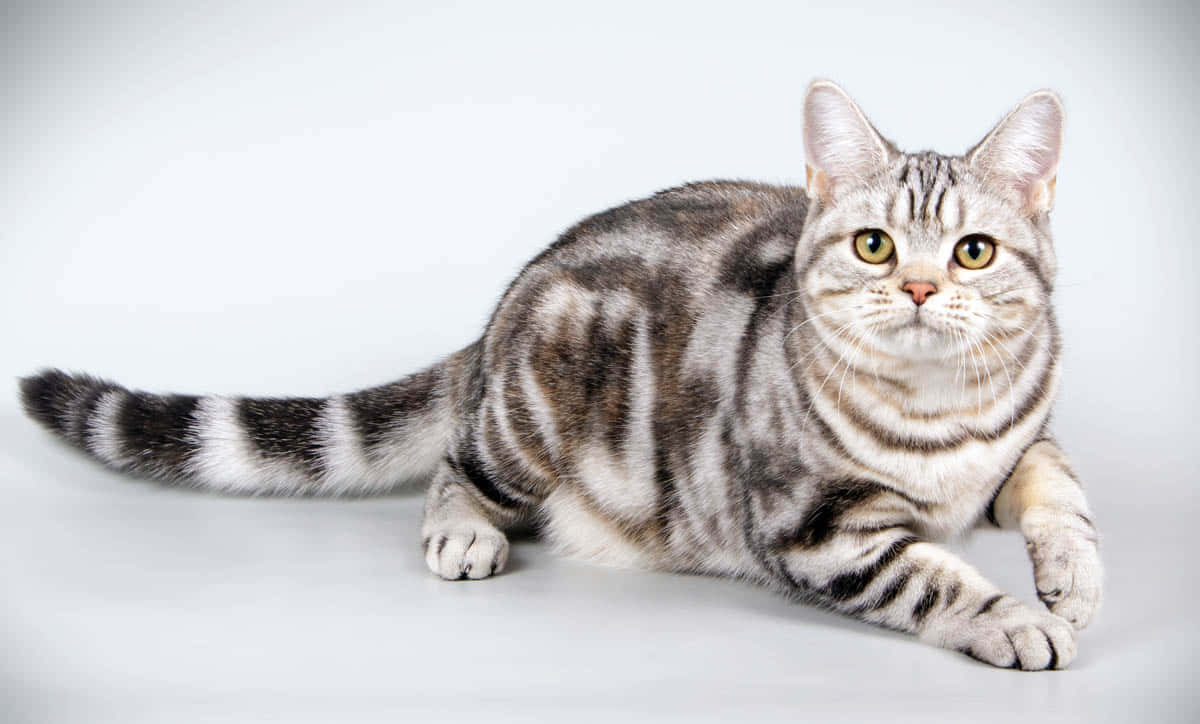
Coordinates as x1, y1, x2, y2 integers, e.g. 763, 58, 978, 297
2, 1, 1197, 722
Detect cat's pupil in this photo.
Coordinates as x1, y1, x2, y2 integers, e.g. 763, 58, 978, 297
966, 240, 982, 258
867, 233, 881, 253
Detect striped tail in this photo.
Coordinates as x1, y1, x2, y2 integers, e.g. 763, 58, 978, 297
19, 364, 456, 496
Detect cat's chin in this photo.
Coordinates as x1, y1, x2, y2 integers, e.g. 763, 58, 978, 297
871, 322, 964, 362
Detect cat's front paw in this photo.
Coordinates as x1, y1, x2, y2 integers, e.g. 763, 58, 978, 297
1023, 507, 1103, 629
944, 595, 1077, 670
422, 526, 509, 580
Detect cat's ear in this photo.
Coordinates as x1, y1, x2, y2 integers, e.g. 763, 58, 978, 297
803, 80, 895, 202
967, 90, 1064, 215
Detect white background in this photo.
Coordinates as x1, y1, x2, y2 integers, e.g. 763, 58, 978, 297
2, 1, 1197, 722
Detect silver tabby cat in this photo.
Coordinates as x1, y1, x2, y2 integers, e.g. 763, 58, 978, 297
21, 80, 1102, 670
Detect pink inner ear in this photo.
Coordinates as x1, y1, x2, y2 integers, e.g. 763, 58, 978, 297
970, 93, 1064, 212
803, 82, 890, 196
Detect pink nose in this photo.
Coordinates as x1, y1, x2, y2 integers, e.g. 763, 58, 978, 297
902, 281, 937, 306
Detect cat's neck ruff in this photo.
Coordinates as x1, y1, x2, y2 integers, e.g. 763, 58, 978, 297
796, 311, 1053, 424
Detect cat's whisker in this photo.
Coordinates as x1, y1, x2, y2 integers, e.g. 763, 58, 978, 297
798, 320, 862, 428
858, 320, 886, 392
752, 287, 806, 301
788, 317, 860, 377
977, 331, 1018, 432
958, 328, 970, 403
972, 309, 1041, 341
836, 327, 872, 412
977, 326, 1032, 376
968, 335, 999, 415
961, 333, 976, 397
782, 304, 872, 343
794, 328, 858, 409
966, 332, 986, 412
949, 326, 961, 394
973, 309, 1044, 338
973, 314, 1057, 377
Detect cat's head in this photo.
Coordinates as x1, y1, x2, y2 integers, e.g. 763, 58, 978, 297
795, 80, 1062, 367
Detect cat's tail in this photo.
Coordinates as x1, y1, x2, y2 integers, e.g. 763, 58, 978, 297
18, 357, 463, 496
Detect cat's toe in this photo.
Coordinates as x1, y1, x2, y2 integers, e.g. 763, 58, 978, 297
462, 530, 509, 579
1042, 557, 1102, 630
954, 596, 1076, 670
1026, 516, 1103, 629
423, 528, 509, 580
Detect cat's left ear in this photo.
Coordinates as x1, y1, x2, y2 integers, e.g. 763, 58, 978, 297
967, 90, 1065, 215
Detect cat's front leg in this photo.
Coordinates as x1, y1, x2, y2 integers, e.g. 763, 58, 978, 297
990, 439, 1103, 628
757, 520, 1076, 669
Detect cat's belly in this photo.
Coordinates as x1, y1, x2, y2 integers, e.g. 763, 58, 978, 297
539, 484, 661, 568
538, 482, 758, 576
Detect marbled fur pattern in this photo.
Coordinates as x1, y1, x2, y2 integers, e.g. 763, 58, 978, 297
20, 81, 1102, 669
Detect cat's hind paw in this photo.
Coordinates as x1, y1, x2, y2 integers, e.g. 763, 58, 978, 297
423, 526, 509, 580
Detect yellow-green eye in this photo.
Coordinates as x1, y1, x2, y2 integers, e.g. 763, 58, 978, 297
854, 229, 894, 264
954, 235, 996, 269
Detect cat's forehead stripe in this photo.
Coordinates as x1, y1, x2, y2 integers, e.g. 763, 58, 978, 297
896, 153, 955, 227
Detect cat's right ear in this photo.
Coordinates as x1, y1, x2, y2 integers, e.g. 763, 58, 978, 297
803, 80, 894, 202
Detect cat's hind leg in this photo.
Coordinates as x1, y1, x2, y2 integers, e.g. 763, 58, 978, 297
420, 460, 531, 580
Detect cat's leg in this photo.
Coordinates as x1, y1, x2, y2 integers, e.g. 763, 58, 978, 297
989, 439, 1103, 628
759, 526, 1077, 669
421, 462, 525, 580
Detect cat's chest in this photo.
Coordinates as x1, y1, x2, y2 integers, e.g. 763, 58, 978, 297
793, 366, 1057, 538
816, 426, 1043, 539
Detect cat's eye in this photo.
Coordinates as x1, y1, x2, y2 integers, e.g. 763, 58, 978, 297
954, 235, 996, 269
854, 229, 894, 264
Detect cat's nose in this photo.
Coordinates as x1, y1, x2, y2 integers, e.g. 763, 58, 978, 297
902, 281, 938, 306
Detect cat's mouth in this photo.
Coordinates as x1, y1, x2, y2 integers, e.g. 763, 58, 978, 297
891, 309, 939, 332
873, 311, 966, 355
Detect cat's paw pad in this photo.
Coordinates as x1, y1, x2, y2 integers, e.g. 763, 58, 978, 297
1025, 511, 1103, 629
951, 596, 1077, 670
422, 527, 509, 580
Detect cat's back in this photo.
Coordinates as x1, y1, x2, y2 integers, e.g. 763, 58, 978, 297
486, 180, 808, 350
536, 179, 805, 279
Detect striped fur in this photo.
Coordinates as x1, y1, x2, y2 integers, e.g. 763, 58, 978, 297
20, 81, 1101, 669
21, 361, 458, 496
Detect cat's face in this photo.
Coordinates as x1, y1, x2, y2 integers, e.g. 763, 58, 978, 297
795, 82, 1062, 370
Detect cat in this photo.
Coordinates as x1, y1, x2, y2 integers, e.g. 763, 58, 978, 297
20, 80, 1102, 670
